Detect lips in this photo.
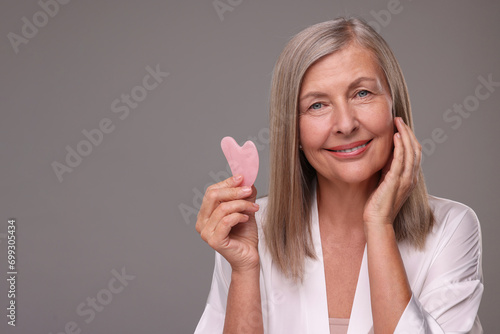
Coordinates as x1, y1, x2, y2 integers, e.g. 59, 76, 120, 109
324, 139, 373, 158
327, 139, 373, 152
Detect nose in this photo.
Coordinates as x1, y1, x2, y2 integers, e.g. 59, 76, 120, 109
331, 102, 359, 136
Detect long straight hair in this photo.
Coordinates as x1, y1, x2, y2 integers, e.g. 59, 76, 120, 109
264, 17, 434, 282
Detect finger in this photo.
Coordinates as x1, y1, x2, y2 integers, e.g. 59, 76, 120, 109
200, 184, 253, 219
397, 118, 420, 158
395, 117, 416, 179
198, 175, 251, 221
203, 199, 259, 236
196, 187, 248, 234
196, 175, 244, 233
402, 122, 422, 169
395, 118, 421, 193
209, 213, 250, 249
397, 118, 422, 171
389, 128, 405, 179
246, 185, 258, 204
209, 174, 243, 191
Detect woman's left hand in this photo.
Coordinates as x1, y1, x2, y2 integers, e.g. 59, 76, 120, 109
363, 117, 422, 226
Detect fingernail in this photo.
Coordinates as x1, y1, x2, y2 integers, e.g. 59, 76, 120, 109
396, 133, 401, 138
253, 203, 259, 208
233, 175, 242, 182
241, 186, 252, 194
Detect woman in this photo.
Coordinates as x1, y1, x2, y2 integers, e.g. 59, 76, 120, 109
195, 17, 483, 333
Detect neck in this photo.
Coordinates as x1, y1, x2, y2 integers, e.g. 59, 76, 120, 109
316, 173, 379, 240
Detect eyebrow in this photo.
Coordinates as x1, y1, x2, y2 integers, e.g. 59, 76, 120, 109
299, 77, 378, 102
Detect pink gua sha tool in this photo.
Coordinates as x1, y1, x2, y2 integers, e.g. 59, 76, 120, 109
220, 136, 259, 187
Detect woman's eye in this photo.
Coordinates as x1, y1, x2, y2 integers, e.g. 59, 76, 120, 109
310, 102, 323, 110
357, 90, 370, 98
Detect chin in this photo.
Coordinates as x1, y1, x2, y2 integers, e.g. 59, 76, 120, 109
323, 167, 380, 186
342, 172, 379, 185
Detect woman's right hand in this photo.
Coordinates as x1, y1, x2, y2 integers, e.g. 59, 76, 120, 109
195, 175, 260, 273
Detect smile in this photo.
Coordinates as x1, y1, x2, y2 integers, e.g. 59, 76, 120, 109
327, 139, 373, 152
332, 142, 370, 153
325, 139, 373, 158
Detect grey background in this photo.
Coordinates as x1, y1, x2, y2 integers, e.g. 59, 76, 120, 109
0, 0, 498, 333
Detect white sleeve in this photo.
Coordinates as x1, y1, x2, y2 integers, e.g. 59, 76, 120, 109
194, 251, 230, 334
395, 207, 484, 334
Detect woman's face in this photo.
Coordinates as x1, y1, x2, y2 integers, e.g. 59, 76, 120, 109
298, 42, 394, 186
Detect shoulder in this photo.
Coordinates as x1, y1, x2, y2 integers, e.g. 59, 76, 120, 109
418, 195, 482, 274
427, 195, 481, 238
401, 195, 483, 286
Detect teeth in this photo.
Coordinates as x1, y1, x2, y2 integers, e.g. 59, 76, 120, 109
333, 142, 368, 153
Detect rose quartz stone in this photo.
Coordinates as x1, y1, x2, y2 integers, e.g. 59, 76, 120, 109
221, 136, 259, 187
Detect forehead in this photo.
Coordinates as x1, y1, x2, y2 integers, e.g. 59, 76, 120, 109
301, 43, 385, 89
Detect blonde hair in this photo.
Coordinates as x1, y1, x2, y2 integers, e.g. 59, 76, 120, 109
264, 17, 434, 282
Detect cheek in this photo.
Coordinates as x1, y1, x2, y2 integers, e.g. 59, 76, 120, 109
299, 115, 331, 147
373, 114, 395, 158
363, 103, 394, 152
367, 100, 393, 136
377, 117, 394, 148
378, 116, 394, 139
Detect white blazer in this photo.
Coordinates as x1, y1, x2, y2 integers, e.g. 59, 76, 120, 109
194, 189, 483, 333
